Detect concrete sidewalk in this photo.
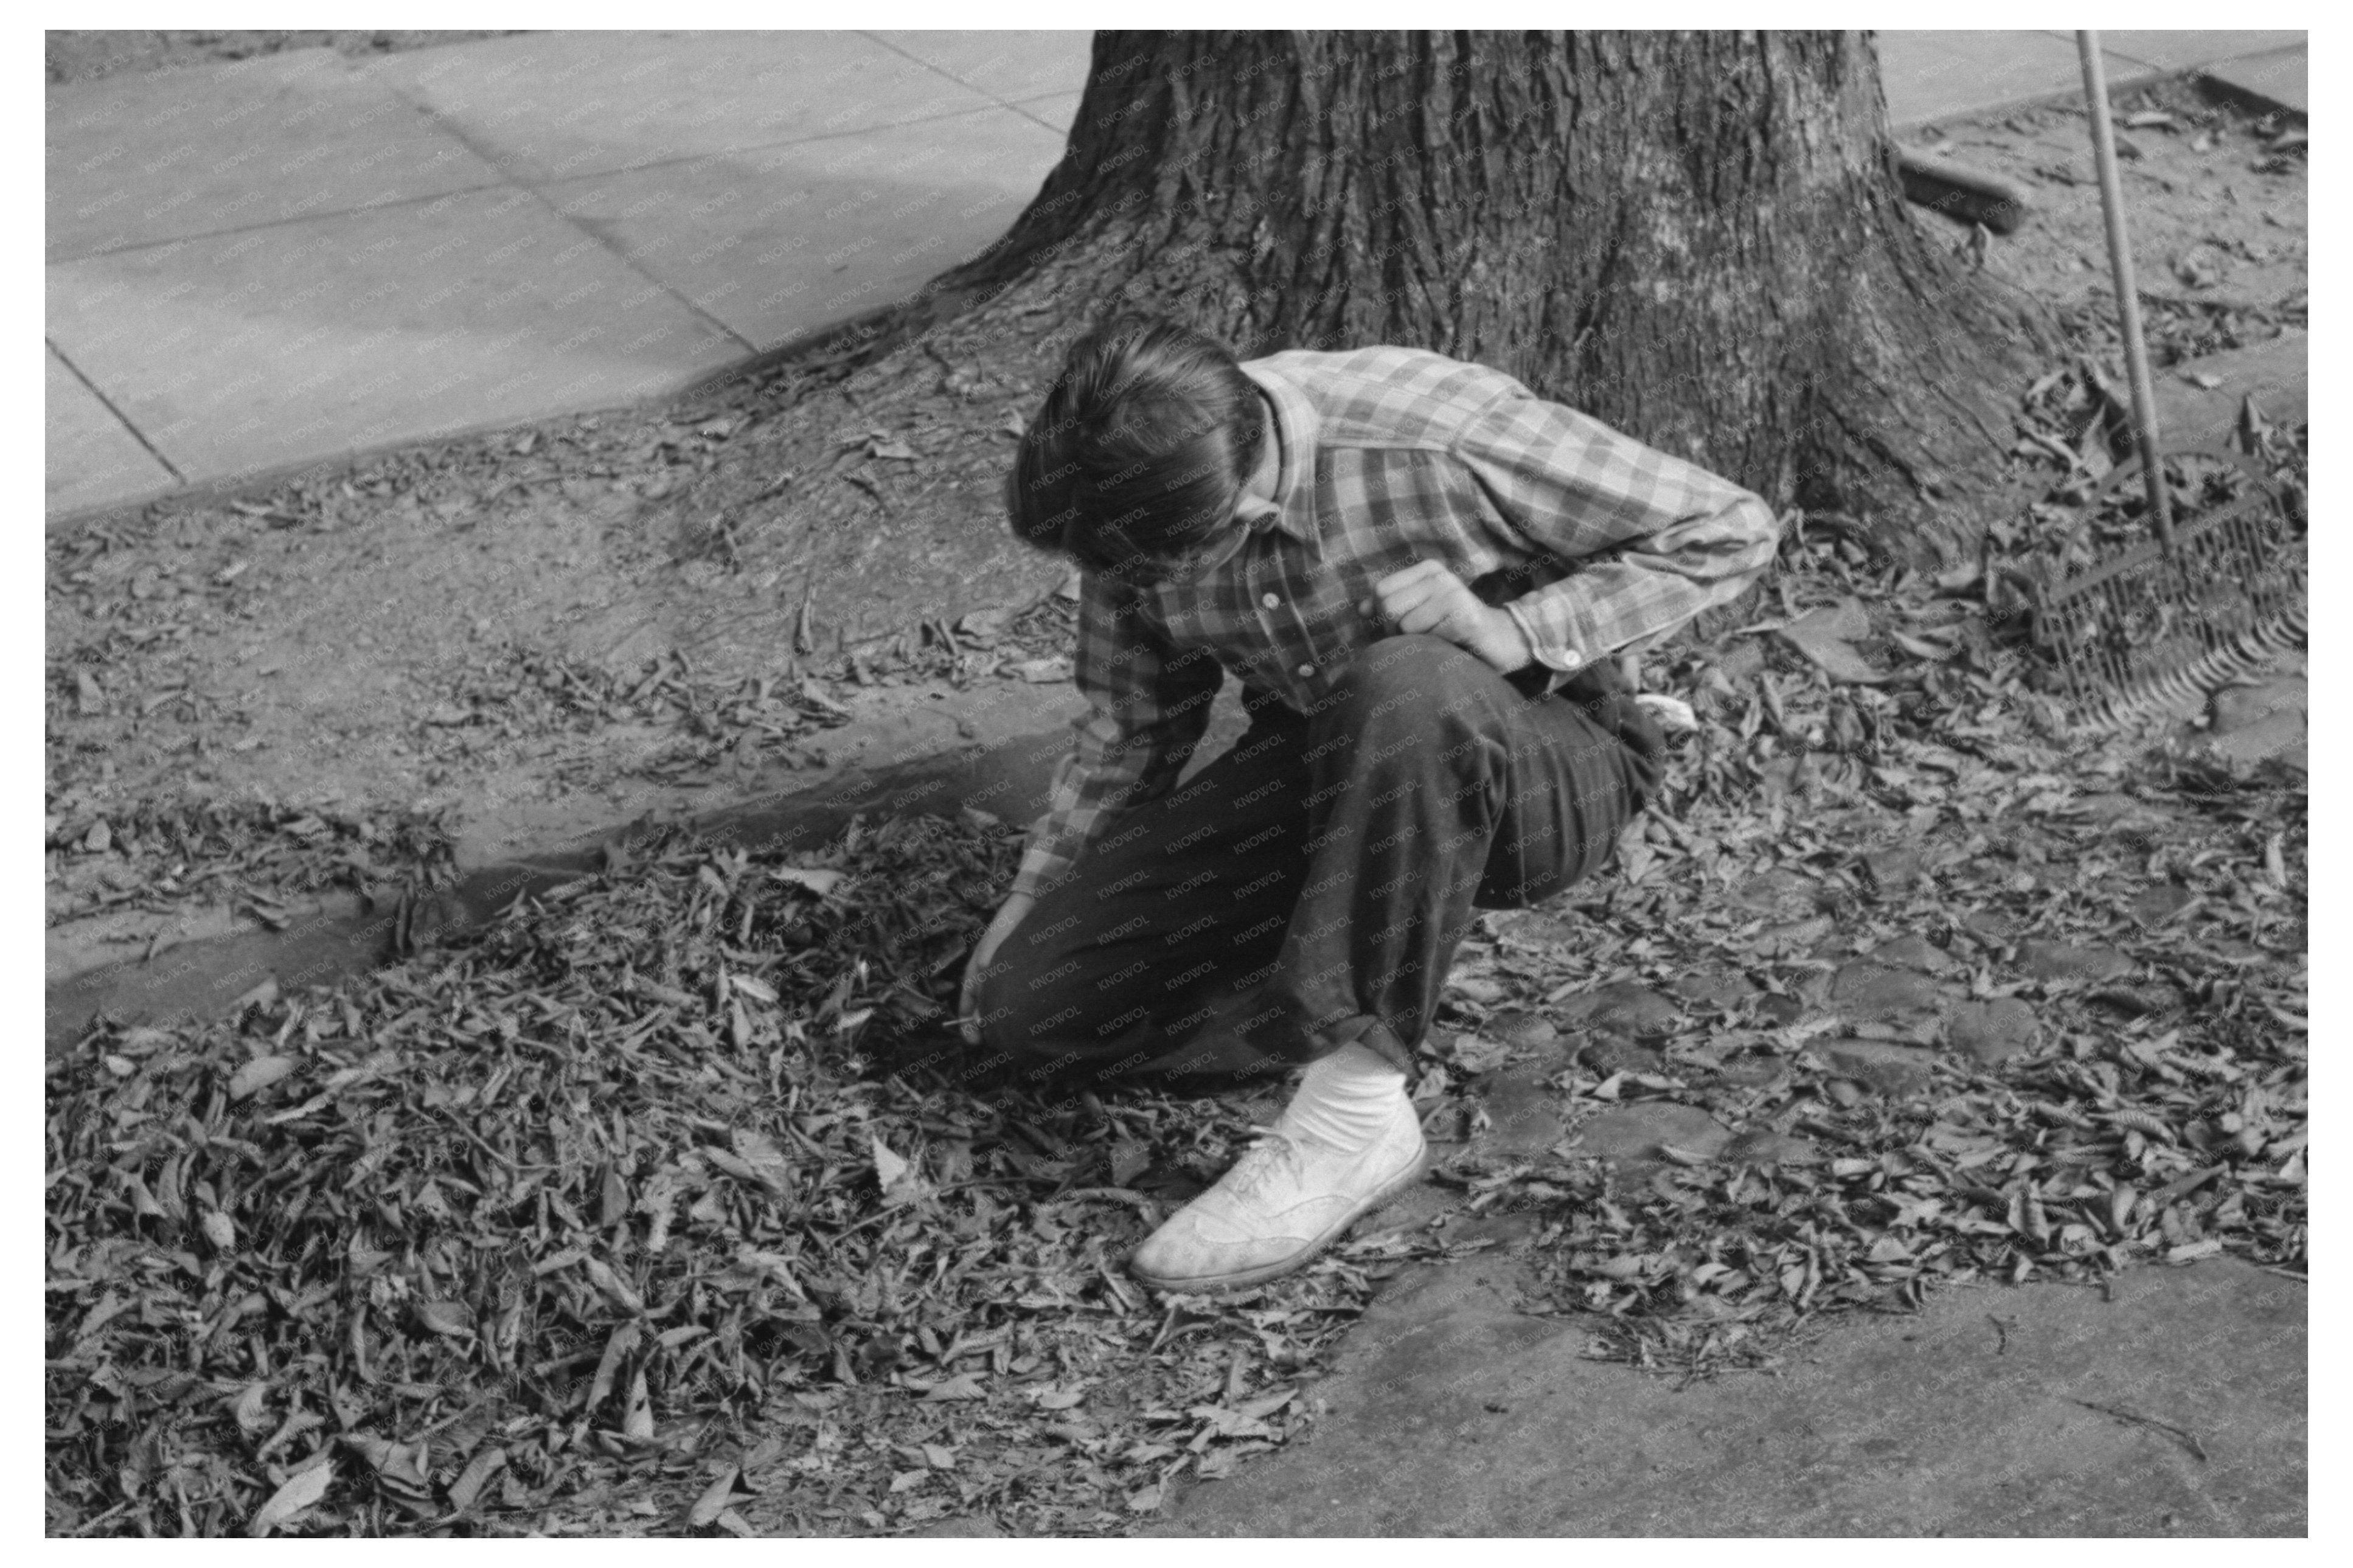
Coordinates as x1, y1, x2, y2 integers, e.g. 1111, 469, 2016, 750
46, 30, 1088, 517
1153, 1254, 2306, 1536
1881, 29, 2306, 129
46, 29, 2306, 521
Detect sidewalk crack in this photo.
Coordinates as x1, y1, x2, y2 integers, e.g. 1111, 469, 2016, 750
49, 341, 182, 484
858, 29, 1049, 126
372, 75, 761, 362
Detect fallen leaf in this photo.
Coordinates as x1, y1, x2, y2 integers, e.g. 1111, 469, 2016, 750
798, 678, 851, 716
729, 1129, 793, 1195
1110, 1137, 1152, 1188
248, 1461, 333, 1536
1447, 1034, 1513, 1075
1006, 656, 1074, 684
687, 1465, 745, 1528
589, 1321, 642, 1411
231, 1382, 272, 1438
228, 1056, 297, 1101
1450, 974, 1508, 1006
1890, 630, 1955, 662
623, 1367, 656, 1441
445, 1446, 506, 1513
1188, 1403, 1276, 1441
1933, 560, 1983, 595
920, 1372, 987, 1403
1633, 693, 1698, 732
583, 1257, 645, 1315
415, 1300, 474, 1337
1234, 1387, 1296, 1421
1776, 603, 1885, 684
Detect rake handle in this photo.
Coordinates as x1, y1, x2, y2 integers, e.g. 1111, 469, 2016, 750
2077, 30, 2176, 553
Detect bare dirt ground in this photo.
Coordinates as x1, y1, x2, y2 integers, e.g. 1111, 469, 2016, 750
1904, 80, 2307, 343
43, 74, 2305, 980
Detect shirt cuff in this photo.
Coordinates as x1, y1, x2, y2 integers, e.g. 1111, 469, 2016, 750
1504, 600, 1587, 674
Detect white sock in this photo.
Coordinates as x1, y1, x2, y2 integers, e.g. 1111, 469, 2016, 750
1277, 1042, 1409, 1151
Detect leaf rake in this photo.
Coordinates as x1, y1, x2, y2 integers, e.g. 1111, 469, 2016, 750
2029, 35, 2307, 730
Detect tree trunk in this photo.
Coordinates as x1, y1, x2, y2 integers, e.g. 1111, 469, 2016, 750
925, 29, 2046, 555
703, 31, 2053, 657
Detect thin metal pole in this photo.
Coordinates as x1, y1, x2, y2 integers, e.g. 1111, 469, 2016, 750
2077, 30, 2175, 551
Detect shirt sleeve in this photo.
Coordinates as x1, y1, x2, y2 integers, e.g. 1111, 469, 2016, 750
1008, 574, 1225, 902
1454, 386, 1783, 670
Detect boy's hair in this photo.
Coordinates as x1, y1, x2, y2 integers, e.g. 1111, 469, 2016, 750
1004, 315, 1266, 582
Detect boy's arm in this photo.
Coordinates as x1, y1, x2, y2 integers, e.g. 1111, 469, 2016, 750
1008, 574, 1224, 902
1455, 386, 1782, 671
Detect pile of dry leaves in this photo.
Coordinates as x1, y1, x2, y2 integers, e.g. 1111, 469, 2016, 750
423, 643, 861, 788
46, 813, 1374, 1539
1489, 941, 2307, 1376
1408, 493, 2306, 1375
43, 795, 459, 931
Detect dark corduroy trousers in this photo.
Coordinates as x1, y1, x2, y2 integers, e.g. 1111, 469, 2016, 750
970, 634, 1663, 1096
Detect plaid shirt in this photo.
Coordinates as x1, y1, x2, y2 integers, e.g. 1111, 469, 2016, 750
1009, 345, 1781, 901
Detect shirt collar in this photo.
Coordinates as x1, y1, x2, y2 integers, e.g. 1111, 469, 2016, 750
1239, 359, 1320, 546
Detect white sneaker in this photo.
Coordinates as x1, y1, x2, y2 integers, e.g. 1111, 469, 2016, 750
1129, 1093, 1429, 1294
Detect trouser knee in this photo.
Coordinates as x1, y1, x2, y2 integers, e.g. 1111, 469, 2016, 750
1330, 635, 1509, 737
1332, 634, 1486, 710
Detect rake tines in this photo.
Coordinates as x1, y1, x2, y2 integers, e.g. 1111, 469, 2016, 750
2031, 445, 2305, 730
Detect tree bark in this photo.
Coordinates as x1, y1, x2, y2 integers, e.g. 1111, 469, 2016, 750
919, 29, 2048, 557
695, 30, 2056, 659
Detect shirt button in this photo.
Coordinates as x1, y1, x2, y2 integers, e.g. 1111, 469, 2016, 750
1297, 662, 1316, 679
1262, 592, 1281, 609
1557, 651, 1582, 670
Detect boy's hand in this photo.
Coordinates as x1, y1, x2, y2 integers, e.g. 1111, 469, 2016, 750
957, 892, 1036, 1046
1361, 561, 1534, 673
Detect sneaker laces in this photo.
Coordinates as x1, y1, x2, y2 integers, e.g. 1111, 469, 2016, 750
1220, 1125, 1306, 1202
